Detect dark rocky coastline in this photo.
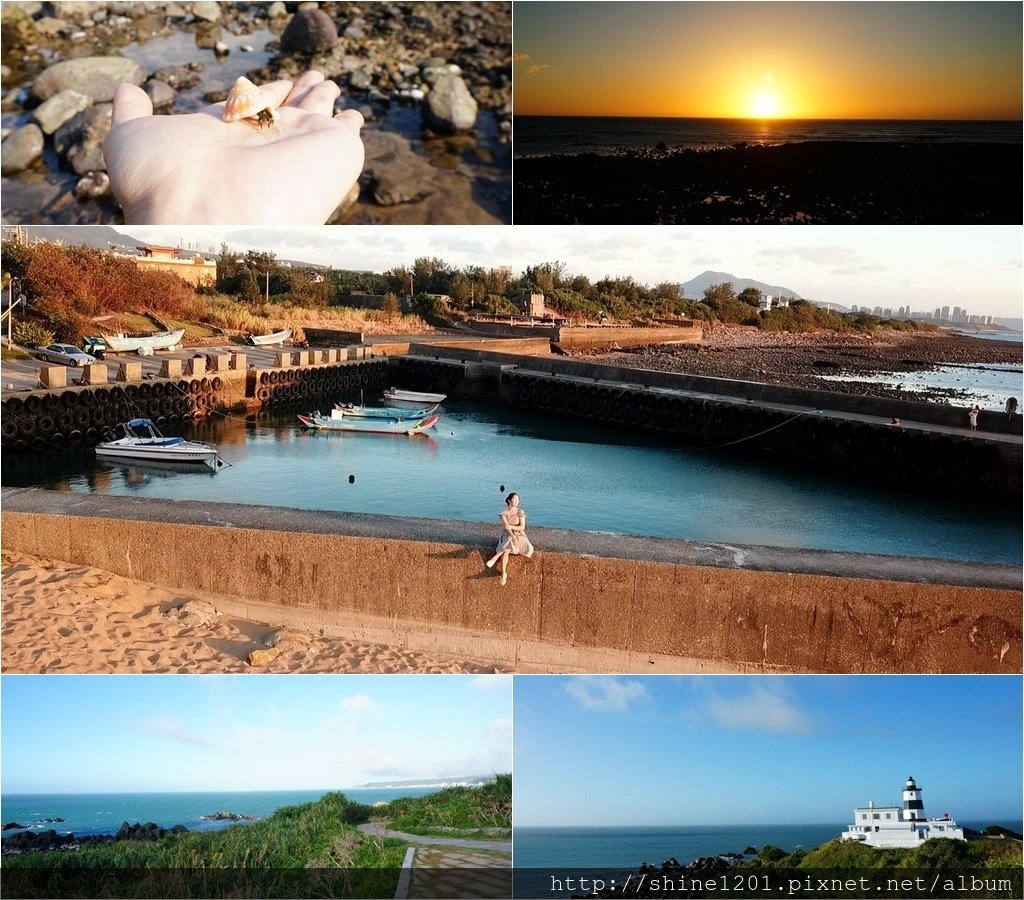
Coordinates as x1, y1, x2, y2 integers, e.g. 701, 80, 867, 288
515, 141, 1022, 224
1, 821, 189, 855
586, 330, 1022, 405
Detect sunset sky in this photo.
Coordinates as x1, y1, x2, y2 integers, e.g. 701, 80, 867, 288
514, 2, 1023, 120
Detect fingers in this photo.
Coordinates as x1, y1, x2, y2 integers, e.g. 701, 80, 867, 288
283, 70, 328, 107
333, 108, 365, 131
111, 83, 154, 127
258, 79, 298, 111
293, 81, 342, 117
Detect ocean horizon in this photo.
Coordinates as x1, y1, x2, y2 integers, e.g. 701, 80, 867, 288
0, 787, 443, 838
515, 822, 1024, 897
514, 116, 1023, 158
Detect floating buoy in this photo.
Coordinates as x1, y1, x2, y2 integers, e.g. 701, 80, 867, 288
348, 474, 355, 483
499, 484, 505, 492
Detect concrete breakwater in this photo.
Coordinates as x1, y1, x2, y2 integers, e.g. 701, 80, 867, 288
3, 343, 1020, 496
2, 491, 1019, 674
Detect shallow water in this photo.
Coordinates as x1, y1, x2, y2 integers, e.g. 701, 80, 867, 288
3, 399, 1018, 564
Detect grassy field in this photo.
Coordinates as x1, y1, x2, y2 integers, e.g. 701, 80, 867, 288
3, 779, 513, 898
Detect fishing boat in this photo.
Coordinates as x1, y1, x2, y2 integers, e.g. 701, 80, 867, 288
333, 402, 438, 420
244, 328, 292, 346
103, 328, 185, 354
384, 387, 448, 403
298, 410, 439, 435
95, 419, 221, 468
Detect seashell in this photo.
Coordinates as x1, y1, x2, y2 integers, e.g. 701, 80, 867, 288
222, 76, 278, 128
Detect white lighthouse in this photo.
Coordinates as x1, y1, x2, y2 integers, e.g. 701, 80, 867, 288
840, 776, 965, 848
902, 776, 925, 821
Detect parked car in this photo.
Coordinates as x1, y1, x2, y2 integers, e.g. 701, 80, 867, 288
35, 344, 97, 367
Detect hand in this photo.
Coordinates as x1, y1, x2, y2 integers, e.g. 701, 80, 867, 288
103, 71, 364, 225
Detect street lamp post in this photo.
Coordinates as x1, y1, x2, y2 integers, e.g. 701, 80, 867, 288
7, 277, 21, 346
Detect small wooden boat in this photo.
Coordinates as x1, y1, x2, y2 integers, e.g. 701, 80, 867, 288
95, 419, 221, 468
298, 410, 438, 435
384, 387, 447, 403
104, 328, 185, 354
244, 328, 292, 346
333, 402, 438, 420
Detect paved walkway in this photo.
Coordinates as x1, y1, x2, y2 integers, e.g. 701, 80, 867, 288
357, 824, 511, 899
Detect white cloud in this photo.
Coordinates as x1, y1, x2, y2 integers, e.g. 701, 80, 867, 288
137, 716, 223, 750
565, 676, 649, 712
469, 674, 512, 693
706, 684, 815, 734
341, 693, 380, 714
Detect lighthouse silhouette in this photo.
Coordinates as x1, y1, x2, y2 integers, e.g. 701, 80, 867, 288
902, 776, 925, 821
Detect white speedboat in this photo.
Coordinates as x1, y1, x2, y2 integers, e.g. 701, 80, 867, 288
384, 387, 447, 403
244, 328, 292, 346
95, 419, 221, 469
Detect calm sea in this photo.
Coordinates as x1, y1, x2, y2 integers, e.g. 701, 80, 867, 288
514, 116, 1023, 158
2, 399, 1019, 564
0, 787, 440, 838
515, 822, 1024, 897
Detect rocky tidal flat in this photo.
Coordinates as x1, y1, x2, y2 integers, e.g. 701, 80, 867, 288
1, 1, 511, 224
514, 141, 1022, 225
587, 329, 1023, 406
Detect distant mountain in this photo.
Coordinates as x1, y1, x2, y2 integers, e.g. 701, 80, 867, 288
681, 270, 805, 302
4, 224, 136, 251
352, 775, 494, 789
993, 317, 1023, 331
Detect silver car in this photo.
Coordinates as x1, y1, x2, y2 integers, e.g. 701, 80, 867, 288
36, 344, 97, 367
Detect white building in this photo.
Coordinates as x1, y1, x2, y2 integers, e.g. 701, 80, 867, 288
840, 776, 966, 848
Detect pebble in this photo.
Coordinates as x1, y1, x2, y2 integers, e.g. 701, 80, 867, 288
0, 124, 44, 175
142, 79, 176, 110
279, 8, 338, 53
73, 170, 111, 200
31, 89, 91, 134
192, 1, 221, 23
422, 73, 477, 133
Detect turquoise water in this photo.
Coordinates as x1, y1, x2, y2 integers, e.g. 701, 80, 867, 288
0, 787, 440, 838
2, 400, 1019, 564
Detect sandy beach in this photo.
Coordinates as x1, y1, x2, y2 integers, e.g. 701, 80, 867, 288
1, 551, 508, 675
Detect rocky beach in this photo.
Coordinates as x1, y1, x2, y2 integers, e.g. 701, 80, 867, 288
586, 327, 1023, 407
514, 142, 1022, 224
0, 1, 511, 224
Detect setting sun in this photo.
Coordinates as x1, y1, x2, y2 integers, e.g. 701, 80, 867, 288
751, 91, 780, 118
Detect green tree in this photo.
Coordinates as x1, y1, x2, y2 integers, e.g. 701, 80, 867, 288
738, 286, 763, 307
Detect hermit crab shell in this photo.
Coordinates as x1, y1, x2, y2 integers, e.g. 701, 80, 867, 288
222, 76, 279, 126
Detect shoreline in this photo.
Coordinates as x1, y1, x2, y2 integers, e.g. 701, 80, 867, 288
583, 328, 1023, 407
514, 141, 1022, 224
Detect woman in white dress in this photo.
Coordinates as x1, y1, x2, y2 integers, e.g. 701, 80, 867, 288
485, 492, 534, 586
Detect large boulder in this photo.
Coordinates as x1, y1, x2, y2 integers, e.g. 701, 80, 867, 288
422, 74, 477, 133
279, 9, 338, 54
32, 57, 147, 103
1, 124, 44, 175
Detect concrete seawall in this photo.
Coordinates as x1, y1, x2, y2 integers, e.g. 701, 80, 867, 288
2, 490, 1018, 674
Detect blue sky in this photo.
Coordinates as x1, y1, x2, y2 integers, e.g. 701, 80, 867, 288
119, 225, 1024, 320
514, 676, 1022, 826
2, 675, 511, 793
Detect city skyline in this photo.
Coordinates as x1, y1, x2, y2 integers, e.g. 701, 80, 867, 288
97, 225, 1024, 321
515, 2, 1022, 120
514, 676, 1022, 827
2, 675, 512, 793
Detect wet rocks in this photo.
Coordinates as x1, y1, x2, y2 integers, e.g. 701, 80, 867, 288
192, 1, 221, 23
115, 821, 188, 842
31, 56, 146, 103
74, 170, 111, 200
142, 78, 177, 109
201, 811, 256, 821
31, 89, 91, 134
54, 103, 112, 174
422, 73, 478, 132
1, 124, 44, 175
2, 823, 27, 831
279, 8, 338, 54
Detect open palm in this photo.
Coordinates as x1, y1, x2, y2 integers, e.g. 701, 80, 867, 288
103, 71, 364, 225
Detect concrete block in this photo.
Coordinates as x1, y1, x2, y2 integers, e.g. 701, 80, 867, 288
81, 363, 108, 385
187, 357, 206, 377
206, 354, 228, 372
117, 362, 142, 382
38, 366, 66, 388
275, 351, 292, 368
230, 352, 246, 370
160, 359, 183, 378
296, 351, 310, 366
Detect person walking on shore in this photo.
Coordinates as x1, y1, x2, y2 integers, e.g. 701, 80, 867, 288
485, 492, 534, 586
968, 405, 980, 431
1005, 397, 1018, 431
